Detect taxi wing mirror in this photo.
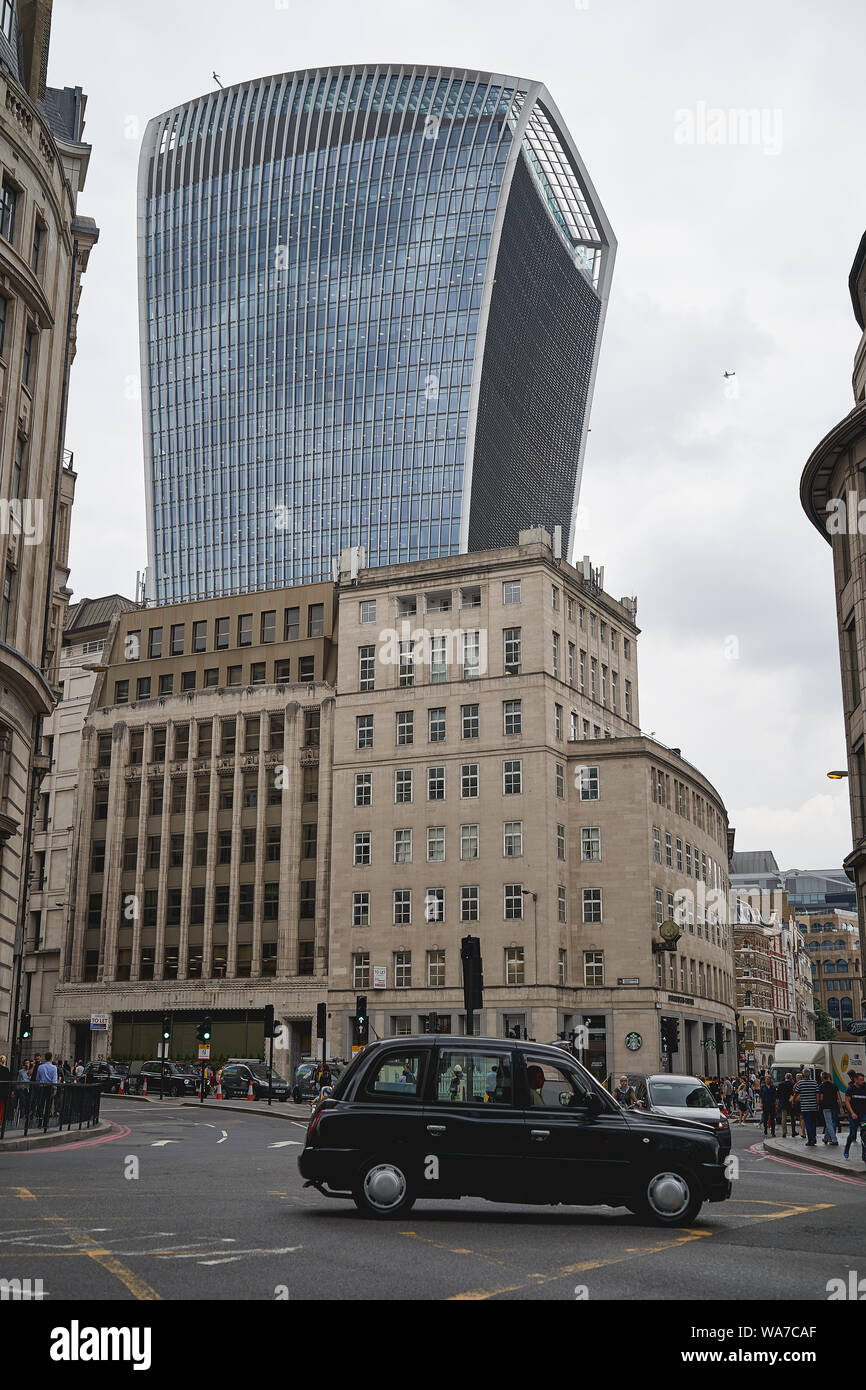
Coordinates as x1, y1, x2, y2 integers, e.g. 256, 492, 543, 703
585, 1091, 603, 1117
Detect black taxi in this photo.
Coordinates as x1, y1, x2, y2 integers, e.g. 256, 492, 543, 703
298, 1036, 732, 1224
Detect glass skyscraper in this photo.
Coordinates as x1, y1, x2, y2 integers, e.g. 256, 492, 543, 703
138, 65, 615, 601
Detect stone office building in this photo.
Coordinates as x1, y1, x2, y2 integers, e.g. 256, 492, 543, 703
50, 582, 337, 1069
328, 530, 736, 1082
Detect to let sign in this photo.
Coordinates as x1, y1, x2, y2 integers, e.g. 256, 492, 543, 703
89, 1014, 109, 1032
373, 965, 387, 989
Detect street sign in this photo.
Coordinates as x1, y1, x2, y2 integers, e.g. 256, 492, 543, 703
89, 1014, 108, 1032
197, 1045, 211, 1060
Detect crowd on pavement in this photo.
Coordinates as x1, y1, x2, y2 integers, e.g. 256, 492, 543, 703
729, 1067, 866, 1163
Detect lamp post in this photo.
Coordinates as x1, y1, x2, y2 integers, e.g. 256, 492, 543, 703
521, 889, 539, 987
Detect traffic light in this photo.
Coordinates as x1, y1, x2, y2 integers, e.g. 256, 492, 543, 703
421, 1012, 439, 1034
161, 1015, 171, 1042
316, 1002, 327, 1039
196, 1017, 211, 1043
660, 1016, 680, 1054
355, 996, 368, 1045
264, 1004, 275, 1038
714, 1022, 725, 1052
461, 936, 483, 1014
20, 1011, 32, 1040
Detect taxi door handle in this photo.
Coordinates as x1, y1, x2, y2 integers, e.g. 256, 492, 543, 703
530, 1129, 550, 1141
427, 1124, 446, 1136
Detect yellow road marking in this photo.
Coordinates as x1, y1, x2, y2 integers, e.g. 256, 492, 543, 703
446, 1201, 834, 1300
32, 1214, 161, 1300
10, 1188, 36, 1202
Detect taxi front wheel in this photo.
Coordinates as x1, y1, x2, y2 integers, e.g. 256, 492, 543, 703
353, 1160, 416, 1219
630, 1167, 703, 1227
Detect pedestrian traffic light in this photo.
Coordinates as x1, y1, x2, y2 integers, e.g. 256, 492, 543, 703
422, 1011, 439, 1034
264, 1004, 275, 1038
714, 1022, 725, 1052
660, 1016, 680, 1053
461, 936, 483, 1014
161, 1015, 171, 1041
316, 1002, 327, 1039
196, 1017, 211, 1043
20, 1011, 32, 1040
355, 996, 368, 1045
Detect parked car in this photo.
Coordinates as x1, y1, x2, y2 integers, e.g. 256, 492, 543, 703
132, 1060, 200, 1097
632, 1075, 732, 1153
82, 1061, 128, 1093
292, 1060, 344, 1104
219, 1061, 289, 1101
298, 1036, 732, 1224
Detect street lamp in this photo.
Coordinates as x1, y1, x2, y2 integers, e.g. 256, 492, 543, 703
521, 889, 539, 989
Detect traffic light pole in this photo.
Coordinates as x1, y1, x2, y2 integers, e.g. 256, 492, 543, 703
268, 1029, 274, 1107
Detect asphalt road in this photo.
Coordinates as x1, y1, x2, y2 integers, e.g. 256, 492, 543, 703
0, 1100, 863, 1302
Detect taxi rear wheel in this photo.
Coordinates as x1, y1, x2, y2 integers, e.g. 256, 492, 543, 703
632, 1167, 702, 1226
353, 1159, 416, 1219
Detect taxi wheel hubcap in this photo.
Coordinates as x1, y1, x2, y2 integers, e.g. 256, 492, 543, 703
364, 1164, 407, 1210
647, 1171, 690, 1216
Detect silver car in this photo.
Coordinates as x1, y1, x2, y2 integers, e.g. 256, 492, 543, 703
633, 1074, 731, 1153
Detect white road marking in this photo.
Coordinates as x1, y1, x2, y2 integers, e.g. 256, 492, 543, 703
155, 1246, 301, 1260
217, 1130, 228, 1143
268, 1140, 302, 1148
151, 1140, 180, 1147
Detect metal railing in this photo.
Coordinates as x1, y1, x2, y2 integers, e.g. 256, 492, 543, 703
0, 1081, 101, 1140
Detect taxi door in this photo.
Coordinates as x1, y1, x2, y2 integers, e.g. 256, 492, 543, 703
423, 1046, 525, 1201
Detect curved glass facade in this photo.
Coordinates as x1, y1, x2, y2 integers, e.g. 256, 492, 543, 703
139, 66, 614, 601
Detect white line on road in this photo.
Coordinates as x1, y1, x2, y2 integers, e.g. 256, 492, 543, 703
268, 1140, 302, 1148
155, 1246, 301, 1260
151, 1140, 180, 1147
217, 1130, 228, 1143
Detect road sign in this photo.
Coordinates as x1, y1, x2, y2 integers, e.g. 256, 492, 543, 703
197, 1045, 211, 1060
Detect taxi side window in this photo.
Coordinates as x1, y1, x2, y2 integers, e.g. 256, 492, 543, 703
525, 1058, 591, 1110
365, 1052, 425, 1099
436, 1052, 513, 1105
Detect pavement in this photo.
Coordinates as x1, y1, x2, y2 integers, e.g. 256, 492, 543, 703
763, 1132, 866, 1177
0, 1101, 863, 1302
0, 1120, 112, 1154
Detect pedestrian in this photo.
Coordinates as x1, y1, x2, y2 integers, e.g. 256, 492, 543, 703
73, 1059, 86, 1082
722, 1077, 734, 1113
793, 1070, 820, 1146
777, 1072, 796, 1138
759, 1073, 778, 1137
735, 1080, 750, 1124
818, 1071, 840, 1146
843, 1072, 866, 1164
0, 1054, 10, 1082
613, 1074, 638, 1109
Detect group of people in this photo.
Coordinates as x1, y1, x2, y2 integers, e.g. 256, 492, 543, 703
744, 1068, 866, 1158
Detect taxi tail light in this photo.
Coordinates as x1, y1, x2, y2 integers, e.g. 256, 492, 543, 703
308, 1108, 325, 1142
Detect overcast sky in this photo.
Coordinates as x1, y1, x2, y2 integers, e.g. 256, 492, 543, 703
48, 0, 866, 871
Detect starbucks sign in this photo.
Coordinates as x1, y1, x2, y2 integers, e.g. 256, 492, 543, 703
625, 1031, 643, 1052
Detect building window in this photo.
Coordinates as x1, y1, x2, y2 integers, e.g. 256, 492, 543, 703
427, 766, 445, 801
554, 704, 563, 739
461, 885, 479, 922
462, 631, 481, 680
353, 953, 370, 989
665, 832, 673, 868
430, 634, 447, 683
0, 294, 7, 358
352, 892, 370, 927
461, 704, 479, 739
584, 951, 604, 986
558, 885, 567, 923
503, 627, 522, 675
504, 884, 524, 920
555, 764, 565, 798
427, 950, 446, 987
354, 831, 371, 866
114, 680, 129, 704
653, 826, 662, 863
360, 600, 376, 624
399, 641, 415, 687
552, 632, 560, 679
214, 617, 229, 650
460, 763, 478, 798
578, 766, 599, 800
558, 949, 567, 985
505, 948, 525, 986
169, 623, 184, 655
425, 888, 445, 923
503, 699, 522, 736
394, 828, 412, 863
582, 889, 603, 923
656, 889, 664, 926
426, 826, 445, 862
394, 952, 412, 988
284, 607, 299, 641
394, 768, 413, 803
504, 820, 523, 857
428, 707, 446, 742
394, 889, 412, 924
503, 581, 521, 605
357, 715, 373, 749
503, 759, 522, 795
0, 178, 17, 244
557, 824, 566, 860
355, 772, 372, 807
396, 711, 414, 746
460, 824, 479, 860
359, 645, 375, 691
625, 680, 632, 721
308, 603, 324, 638
581, 827, 601, 861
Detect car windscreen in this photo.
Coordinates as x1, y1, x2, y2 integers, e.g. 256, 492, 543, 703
249, 1065, 285, 1082
329, 1051, 368, 1099
172, 1064, 198, 1075
649, 1080, 716, 1108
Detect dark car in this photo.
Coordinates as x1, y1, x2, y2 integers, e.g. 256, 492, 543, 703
83, 1061, 129, 1094
298, 1036, 732, 1225
132, 1060, 199, 1097
220, 1061, 289, 1101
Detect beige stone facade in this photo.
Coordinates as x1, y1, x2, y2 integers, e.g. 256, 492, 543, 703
0, 2, 97, 1057
796, 907, 861, 1037
328, 532, 736, 1083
